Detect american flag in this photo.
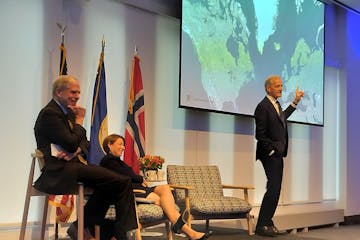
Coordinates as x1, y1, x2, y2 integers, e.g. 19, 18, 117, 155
48, 34, 75, 223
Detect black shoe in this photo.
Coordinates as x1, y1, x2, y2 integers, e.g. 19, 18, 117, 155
255, 225, 276, 237
67, 223, 78, 240
67, 222, 96, 240
271, 226, 287, 235
192, 230, 213, 240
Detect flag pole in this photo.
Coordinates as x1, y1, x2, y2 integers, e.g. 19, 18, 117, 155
56, 22, 67, 44
134, 45, 138, 56
102, 35, 105, 53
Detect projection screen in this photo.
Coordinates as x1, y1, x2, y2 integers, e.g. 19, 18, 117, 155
179, 0, 324, 125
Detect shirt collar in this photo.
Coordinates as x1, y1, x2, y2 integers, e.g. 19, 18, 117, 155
266, 95, 278, 104
53, 98, 68, 115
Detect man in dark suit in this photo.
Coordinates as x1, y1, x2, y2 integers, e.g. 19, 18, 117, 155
254, 75, 304, 237
34, 75, 137, 240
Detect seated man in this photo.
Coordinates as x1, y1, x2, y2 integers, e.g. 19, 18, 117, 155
33, 75, 137, 240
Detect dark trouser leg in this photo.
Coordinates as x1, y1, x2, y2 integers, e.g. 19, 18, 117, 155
113, 180, 137, 234
76, 164, 138, 231
256, 156, 283, 228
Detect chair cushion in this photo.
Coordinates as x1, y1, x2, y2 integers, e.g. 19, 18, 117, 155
190, 196, 252, 215
104, 204, 168, 224
137, 204, 165, 223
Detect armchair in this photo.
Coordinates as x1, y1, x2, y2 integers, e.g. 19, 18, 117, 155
104, 189, 174, 240
167, 165, 254, 235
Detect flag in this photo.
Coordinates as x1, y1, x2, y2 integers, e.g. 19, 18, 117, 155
59, 42, 67, 75
48, 38, 75, 223
124, 54, 145, 174
88, 42, 108, 165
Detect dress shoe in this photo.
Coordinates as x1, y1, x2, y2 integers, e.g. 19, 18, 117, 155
67, 222, 96, 240
255, 225, 276, 237
190, 230, 213, 240
271, 226, 287, 235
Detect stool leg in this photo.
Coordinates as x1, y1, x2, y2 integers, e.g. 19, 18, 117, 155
95, 225, 100, 240
55, 221, 59, 240
78, 184, 84, 240
19, 157, 37, 240
40, 196, 49, 240
19, 192, 31, 240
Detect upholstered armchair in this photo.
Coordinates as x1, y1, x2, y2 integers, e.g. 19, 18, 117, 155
105, 190, 173, 240
167, 165, 254, 235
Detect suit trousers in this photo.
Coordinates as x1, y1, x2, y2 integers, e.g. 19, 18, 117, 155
256, 155, 284, 228
74, 162, 138, 233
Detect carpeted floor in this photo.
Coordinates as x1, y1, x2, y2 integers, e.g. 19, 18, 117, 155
140, 225, 325, 240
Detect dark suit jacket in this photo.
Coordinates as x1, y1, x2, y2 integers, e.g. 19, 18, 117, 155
33, 99, 89, 193
254, 97, 295, 161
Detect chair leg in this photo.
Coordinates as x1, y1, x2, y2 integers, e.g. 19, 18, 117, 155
165, 221, 172, 240
78, 184, 84, 240
247, 213, 253, 235
40, 196, 49, 240
205, 219, 209, 232
133, 193, 143, 240
135, 227, 142, 240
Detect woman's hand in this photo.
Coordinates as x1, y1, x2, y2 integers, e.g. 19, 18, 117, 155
142, 179, 148, 187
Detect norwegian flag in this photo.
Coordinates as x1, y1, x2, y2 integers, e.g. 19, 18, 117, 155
124, 54, 145, 174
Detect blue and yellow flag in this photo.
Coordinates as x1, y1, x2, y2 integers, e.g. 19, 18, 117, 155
88, 41, 108, 165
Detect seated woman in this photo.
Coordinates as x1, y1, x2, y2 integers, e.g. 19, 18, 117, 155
100, 134, 212, 240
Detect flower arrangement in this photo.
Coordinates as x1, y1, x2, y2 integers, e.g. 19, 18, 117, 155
139, 155, 165, 171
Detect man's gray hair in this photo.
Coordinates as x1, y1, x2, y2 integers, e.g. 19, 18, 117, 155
52, 75, 77, 97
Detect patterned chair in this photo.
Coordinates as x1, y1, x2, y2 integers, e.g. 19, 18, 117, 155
105, 192, 174, 240
167, 165, 254, 235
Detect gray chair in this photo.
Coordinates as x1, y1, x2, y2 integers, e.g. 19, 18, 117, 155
19, 150, 97, 240
167, 165, 254, 235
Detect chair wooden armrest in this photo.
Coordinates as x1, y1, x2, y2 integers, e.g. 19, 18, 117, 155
222, 184, 254, 202
222, 184, 254, 190
168, 184, 194, 190
133, 189, 146, 194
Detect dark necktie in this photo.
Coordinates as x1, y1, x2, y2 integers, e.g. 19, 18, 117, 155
276, 101, 285, 127
276, 101, 282, 116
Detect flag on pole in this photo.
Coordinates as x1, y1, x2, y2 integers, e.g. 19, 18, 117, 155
59, 42, 67, 75
48, 30, 75, 223
124, 53, 145, 174
88, 39, 108, 165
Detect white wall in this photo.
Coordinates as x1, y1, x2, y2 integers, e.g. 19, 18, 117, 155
0, 0, 358, 226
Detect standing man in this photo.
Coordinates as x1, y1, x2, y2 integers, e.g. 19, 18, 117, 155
34, 75, 137, 240
254, 75, 304, 237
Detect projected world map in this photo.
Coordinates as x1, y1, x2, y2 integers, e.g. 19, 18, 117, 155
180, 0, 324, 125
